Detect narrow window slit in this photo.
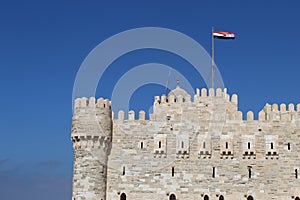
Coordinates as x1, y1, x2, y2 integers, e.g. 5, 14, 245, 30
122, 166, 125, 176
172, 167, 175, 177
248, 167, 252, 178
271, 142, 274, 150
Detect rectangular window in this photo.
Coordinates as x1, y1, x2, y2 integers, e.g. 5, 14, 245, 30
212, 167, 215, 178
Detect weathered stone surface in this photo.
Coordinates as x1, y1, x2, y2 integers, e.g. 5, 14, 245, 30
72, 87, 300, 200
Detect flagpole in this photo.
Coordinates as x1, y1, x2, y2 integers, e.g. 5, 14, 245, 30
212, 26, 215, 89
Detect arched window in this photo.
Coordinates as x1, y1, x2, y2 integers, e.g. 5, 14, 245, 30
248, 142, 251, 149
204, 195, 209, 200
120, 193, 126, 200
219, 195, 224, 200
169, 194, 176, 200
247, 195, 254, 200
295, 197, 300, 200
159, 141, 161, 148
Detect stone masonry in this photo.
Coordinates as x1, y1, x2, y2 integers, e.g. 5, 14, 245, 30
72, 86, 300, 200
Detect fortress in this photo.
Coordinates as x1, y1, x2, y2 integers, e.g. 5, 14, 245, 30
71, 86, 300, 200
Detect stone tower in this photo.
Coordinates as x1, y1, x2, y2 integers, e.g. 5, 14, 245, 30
71, 97, 112, 200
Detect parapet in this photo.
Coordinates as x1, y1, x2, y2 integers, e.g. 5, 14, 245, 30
116, 110, 147, 121
258, 103, 300, 121
74, 97, 111, 110
154, 88, 238, 105
193, 88, 237, 104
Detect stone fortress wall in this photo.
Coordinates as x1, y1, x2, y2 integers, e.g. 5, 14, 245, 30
72, 86, 300, 200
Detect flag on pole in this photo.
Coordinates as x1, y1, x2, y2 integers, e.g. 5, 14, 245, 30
213, 31, 235, 39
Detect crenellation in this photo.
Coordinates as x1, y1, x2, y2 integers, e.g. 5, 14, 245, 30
280, 103, 286, 112
89, 96, 96, 107
231, 94, 238, 104
196, 88, 200, 96
247, 111, 254, 121
81, 97, 88, 107
139, 110, 146, 120
74, 98, 81, 109
297, 103, 300, 112
201, 88, 207, 97
216, 88, 222, 97
289, 103, 295, 112
118, 110, 125, 121
128, 110, 135, 120
97, 97, 104, 108
71, 87, 300, 200
209, 88, 215, 96
272, 103, 279, 112
104, 99, 111, 109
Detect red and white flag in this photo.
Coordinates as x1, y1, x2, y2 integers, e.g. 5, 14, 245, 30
213, 31, 235, 39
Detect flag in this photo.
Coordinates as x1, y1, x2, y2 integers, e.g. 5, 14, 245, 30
213, 31, 235, 39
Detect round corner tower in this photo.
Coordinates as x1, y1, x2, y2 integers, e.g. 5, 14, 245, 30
71, 97, 112, 200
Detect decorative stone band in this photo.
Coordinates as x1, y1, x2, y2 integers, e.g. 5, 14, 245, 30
71, 135, 111, 150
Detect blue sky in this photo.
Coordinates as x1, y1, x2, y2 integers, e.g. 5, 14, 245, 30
0, 1, 300, 199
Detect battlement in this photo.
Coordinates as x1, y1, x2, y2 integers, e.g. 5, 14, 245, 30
73, 90, 300, 123
258, 103, 300, 121
74, 97, 111, 110
153, 88, 238, 104
115, 110, 146, 121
